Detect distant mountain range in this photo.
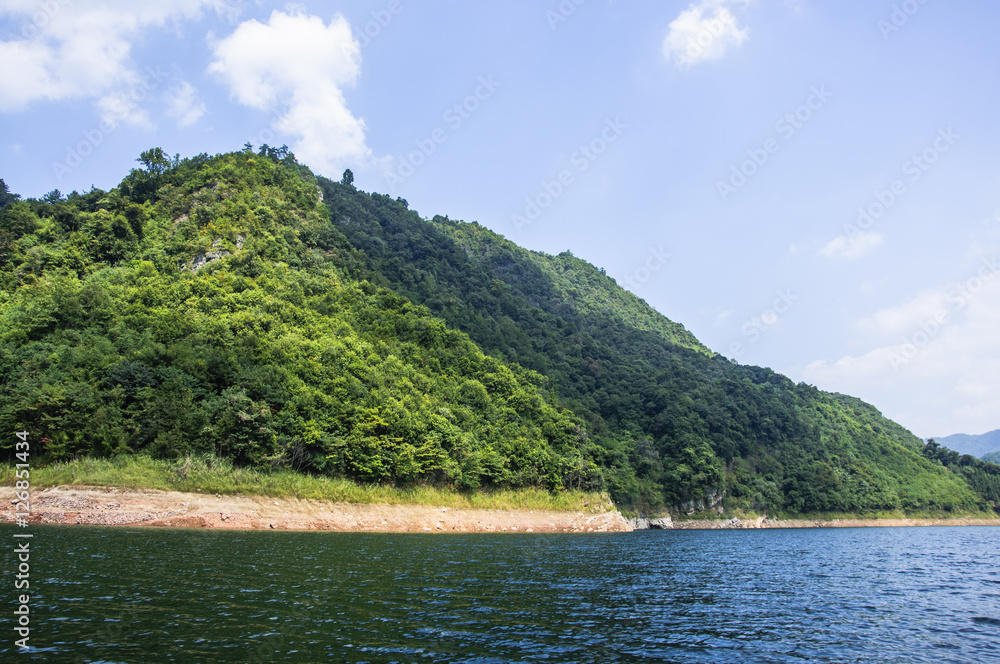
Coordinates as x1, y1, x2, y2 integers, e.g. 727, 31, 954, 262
933, 430, 1000, 460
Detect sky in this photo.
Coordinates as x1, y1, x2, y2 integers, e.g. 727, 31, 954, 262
1, 0, 999, 440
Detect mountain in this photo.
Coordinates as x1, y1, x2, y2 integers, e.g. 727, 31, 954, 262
933, 430, 1000, 460
1, 148, 997, 516
0, 150, 591, 491
317, 168, 999, 515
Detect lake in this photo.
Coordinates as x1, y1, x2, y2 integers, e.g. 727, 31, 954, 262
2, 524, 998, 663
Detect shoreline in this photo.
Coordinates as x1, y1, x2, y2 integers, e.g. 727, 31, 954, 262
2, 486, 631, 533
4, 487, 997, 532
638, 515, 1000, 530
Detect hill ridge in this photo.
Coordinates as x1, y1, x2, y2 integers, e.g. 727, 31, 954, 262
1, 148, 997, 516
316, 170, 999, 514
933, 430, 1000, 459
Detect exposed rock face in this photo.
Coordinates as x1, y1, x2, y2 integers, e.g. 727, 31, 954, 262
184, 235, 245, 272
628, 515, 673, 530
678, 490, 724, 515
186, 250, 230, 272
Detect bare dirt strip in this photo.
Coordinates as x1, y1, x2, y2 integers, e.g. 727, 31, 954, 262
670, 515, 1000, 529
4, 487, 997, 532
2, 486, 632, 533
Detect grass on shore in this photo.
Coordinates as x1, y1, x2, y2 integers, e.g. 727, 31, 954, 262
0, 454, 612, 513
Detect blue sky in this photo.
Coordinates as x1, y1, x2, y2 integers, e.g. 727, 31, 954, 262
2, 0, 999, 439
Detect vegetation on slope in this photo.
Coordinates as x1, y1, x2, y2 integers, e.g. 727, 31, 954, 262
317, 176, 994, 515
0, 149, 597, 493
0, 150, 994, 516
922, 440, 1000, 511
0, 454, 605, 511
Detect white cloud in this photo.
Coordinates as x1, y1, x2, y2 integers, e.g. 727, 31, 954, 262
165, 80, 207, 128
854, 288, 950, 337
0, 1, 226, 123
207, 10, 369, 174
798, 253, 1000, 436
663, 1, 751, 70
715, 309, 736, 325
819, 231, 884, 260
96, 90, 154, 130
803, 348, 890, 386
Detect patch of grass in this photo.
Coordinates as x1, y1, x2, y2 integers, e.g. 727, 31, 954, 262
0, 454, 611, 513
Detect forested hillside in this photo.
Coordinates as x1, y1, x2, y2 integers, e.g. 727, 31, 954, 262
921, 440, 1000, 509
317, 174, 997, 515
1, 149, 995, 516
0, 151, 595, 491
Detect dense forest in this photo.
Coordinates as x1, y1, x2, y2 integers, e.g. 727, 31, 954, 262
1, 149, 996, 516
921, 440, 1000, 509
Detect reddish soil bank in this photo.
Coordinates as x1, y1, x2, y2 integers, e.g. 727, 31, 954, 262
2, 486, 632, 533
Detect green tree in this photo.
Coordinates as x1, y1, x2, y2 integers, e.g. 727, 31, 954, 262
0, 178, 18, 210
137, 147, 172, 177
120, 147, 176, 203
42, 189, 64, 204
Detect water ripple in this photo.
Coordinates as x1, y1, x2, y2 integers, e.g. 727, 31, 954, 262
1, 525, 999, 663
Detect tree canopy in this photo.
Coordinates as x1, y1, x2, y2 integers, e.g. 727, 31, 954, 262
0, 151, 994, 516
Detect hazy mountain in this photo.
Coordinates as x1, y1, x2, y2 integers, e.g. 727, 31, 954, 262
933, 430, 1000, 460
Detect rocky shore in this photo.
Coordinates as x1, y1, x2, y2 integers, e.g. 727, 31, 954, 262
6, 488, 996, 533
627, 516, 674, 530
2, 486, 632, 533
631, 515, 1000, 529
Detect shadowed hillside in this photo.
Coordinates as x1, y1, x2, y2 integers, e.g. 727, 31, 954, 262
0, 149, 994, 516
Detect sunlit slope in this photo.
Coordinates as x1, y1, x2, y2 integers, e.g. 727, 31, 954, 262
318, 174, 996, 514
0, 152, 596, 492
0, 151, 994, 516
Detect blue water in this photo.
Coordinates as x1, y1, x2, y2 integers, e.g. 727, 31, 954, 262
1, 524, 998, 663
